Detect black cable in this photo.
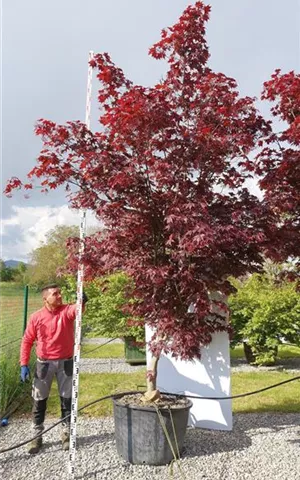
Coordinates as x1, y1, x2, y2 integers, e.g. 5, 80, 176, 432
81, 337, 119, 355
1, 373, 33, 421
1, 375, 300, 454
167, 374, 300, 400
0, 339, 118, 421
1, 385, 24, 415
0, 390, 31, 422
0, 337, 22, 348
0, 390, 141, 454
0, 374, 33, 422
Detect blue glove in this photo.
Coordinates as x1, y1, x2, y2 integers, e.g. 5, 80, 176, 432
20, 366, 30, 382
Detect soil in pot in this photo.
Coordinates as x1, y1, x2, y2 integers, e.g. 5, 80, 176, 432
113, 393, 192, 465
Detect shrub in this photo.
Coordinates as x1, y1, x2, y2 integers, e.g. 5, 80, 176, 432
229, 274, 300, 365
62, 273, 145, 342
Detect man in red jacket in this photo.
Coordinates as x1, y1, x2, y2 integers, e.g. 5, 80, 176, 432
20, 283, 87, 454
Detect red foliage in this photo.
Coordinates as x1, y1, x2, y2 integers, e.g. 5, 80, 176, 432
4, 2, 299, 360
255, 70, 300, 263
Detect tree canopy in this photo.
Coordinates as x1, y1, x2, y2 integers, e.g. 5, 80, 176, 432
0, 259, 15, 282
27, 225, 79, 287
0, 259, 27, 283
5, 2, 300, 364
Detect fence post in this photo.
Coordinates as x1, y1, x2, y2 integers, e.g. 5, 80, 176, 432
23, 285, 29, 334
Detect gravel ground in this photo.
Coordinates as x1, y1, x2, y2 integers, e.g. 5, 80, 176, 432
1, 414, 300, 480
80, 337, 300, 374
231, 357, 300, 373
81, 337, 145, 373
80, 358, 145, 374
79, 357, 300, 375
82, 338, 123, 345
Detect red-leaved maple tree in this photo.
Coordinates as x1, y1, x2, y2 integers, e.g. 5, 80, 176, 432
5, 2, 299, 396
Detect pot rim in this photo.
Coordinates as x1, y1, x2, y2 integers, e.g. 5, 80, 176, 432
112, 392, 193, 413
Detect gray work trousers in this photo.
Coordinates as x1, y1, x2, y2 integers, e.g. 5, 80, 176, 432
31, 357, 73, 434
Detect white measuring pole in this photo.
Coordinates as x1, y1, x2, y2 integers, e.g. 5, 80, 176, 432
68, 50, 94, 477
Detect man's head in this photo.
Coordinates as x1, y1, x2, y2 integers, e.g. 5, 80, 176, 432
41, 284, 62, 310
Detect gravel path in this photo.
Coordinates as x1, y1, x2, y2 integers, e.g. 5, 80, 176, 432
79, 356, 300, 375
1, 414, 300, 480
81, 338, 145, 373
82, 338, 123, 345
231, 357, 300, 373
80, 358, 145, 374
80, 337, 300, 374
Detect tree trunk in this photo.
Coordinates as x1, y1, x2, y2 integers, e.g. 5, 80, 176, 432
243, 342, 256, 364
243, 341, 278, 365
146, 355, 159, 391
142, 355, 160, 402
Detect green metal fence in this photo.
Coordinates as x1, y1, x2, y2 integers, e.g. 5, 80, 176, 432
0, 284, 42, 415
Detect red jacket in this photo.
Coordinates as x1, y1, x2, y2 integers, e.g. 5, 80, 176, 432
20, 304, 77, 365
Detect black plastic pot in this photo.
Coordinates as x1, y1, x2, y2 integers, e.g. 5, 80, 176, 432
113, 393, 192, 465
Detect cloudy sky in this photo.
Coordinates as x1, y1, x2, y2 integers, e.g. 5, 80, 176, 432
1, 0, 299, 262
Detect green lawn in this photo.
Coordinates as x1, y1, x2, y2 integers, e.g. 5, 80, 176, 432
2, 282, 300, 417
16, 342, 300, 417
15, 368, 300, 417
17, 370, 147, 417
276, 345, 300, 359
0, 282, 41, 348
232, 371, 300, 413
80, 342, 300, 360
230, 344, 300, 360
81, 343, 124, 359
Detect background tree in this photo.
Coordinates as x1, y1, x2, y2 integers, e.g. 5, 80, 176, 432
27, 225, 79, 288
0, 260, 28, 284
0, 259, 14, 282
5, 2, 299, 398
229, 273, 300, 365
12, 262, 28, 286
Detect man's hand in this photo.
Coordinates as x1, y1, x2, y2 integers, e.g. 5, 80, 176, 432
82, 291, 88, 304
20, 365, 30, 382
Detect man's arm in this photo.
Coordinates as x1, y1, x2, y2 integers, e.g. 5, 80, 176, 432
66, 291, 88, 321
20, 315, 37, 366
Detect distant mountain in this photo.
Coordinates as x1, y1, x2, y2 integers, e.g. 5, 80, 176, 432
4, 259, 27, 268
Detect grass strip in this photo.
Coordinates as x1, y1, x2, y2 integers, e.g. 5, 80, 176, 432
81, 343, 124, 359
232, 371, 300, 413
230, 344, 300, 360
14, 369, 300, 417
81, 343, 300, 361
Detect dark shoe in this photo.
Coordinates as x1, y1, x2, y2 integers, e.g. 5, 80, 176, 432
61, 431, 69, 451
27, 436, 42, 454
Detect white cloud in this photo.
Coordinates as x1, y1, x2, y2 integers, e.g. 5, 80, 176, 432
1, 205, 99, 262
